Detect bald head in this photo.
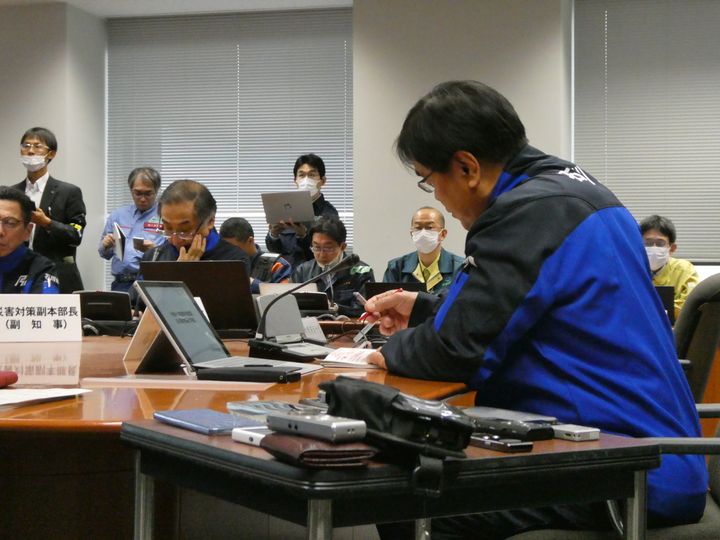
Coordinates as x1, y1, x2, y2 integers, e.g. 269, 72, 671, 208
411, 207, 445, 229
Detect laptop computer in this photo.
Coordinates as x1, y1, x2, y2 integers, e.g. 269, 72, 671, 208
365, 281, 426, 298
139, 260, 256, 338
655, 285, 675, 325
261, 190, 315, 224
130, 281, 322, 377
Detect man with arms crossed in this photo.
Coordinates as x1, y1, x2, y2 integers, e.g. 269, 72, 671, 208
0, 187, 58, 294
365, 81, 706, 539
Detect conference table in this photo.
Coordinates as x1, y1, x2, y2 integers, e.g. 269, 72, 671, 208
0, 335, 467, 539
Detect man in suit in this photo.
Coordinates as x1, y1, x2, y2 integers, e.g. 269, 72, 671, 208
14, 127, 86, 293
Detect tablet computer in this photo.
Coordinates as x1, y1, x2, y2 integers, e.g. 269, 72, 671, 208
261, 191, 315, 224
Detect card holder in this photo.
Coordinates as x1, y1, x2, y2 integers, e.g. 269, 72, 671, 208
260, 433, 377, 468
195, 366, 301, 383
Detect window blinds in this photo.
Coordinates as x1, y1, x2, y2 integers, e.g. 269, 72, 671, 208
106, 9, 353, 259
574, 0, 720, 261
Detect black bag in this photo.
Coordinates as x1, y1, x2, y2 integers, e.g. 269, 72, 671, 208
319, 377, 475, 494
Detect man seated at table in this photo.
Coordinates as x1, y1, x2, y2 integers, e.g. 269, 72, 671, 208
383, 206, 464, 295
219, 217, 292, 293
291, 216, 373, 317
141, 180, 248, 266
640, 214, 699, 317
364, 81, 706, 539
0, 186, 58, 293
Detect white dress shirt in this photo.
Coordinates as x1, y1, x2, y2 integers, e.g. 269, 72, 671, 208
25, 172, 49, 248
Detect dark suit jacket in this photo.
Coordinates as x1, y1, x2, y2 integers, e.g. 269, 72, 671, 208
12, 176, 87, 292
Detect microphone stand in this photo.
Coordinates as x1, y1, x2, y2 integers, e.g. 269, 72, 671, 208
249, 254, 359, 359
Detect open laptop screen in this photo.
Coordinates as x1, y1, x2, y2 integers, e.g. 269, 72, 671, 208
135, 281, 230, 366
140, 260, 256, 334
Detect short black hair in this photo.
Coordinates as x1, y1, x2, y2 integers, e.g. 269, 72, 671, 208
396, 80, 528, 172
21, 127, 58, 153
309, 216, 346, 245
0, 186, 34, 223
413, 206, 446, 228
158, 180, 216, 223
127, 167, 161, 192
219, 217, 254, 242
293, 154, 326, 178
640, 215, 677, 244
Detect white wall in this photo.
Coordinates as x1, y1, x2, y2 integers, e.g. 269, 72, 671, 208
353, 0, 572, 276
0, 0, 572, 288
0, 2, 106, 290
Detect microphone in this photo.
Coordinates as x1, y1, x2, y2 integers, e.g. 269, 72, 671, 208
248, 254, 359, 360
255, 253, 360, 340
0, 371, 19, 388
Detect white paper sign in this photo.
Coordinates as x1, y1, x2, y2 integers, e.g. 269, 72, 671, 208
0, 294, 82, 342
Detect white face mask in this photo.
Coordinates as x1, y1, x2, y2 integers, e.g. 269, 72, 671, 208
412, 229, 441, 254
20, 154, 47, 172
646, 246, 670, 272
297, 178, 320, 198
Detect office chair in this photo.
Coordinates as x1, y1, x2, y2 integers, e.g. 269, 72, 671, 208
506, 412, 720, 540
673, 272, 720, 402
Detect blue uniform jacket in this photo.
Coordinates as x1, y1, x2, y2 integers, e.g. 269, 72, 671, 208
381, 145, 707, 525
0, 245, 59, 294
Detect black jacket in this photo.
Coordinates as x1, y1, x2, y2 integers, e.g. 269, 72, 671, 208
291, 254, 374, 317
265, 193, 338, 265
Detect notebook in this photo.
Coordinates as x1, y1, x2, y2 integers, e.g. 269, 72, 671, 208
655, 285, 675, 325
140, 260, 256, 337
131, 281, 322, 377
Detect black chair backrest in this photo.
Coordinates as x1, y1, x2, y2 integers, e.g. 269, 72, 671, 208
710, 422, 720, 505
673, 273, 720, 402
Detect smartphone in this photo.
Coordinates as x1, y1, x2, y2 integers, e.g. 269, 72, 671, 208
266, 412, 366, 443
153, 408, 262, 435
552, 424, 600, 442
132, 237, 145, 250
232, 426, 273, 446
470, 433, 533, 453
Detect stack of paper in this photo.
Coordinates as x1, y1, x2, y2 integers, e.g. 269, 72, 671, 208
319, 347, 380, 369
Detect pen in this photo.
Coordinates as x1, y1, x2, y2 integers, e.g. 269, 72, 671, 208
353, 292, 368, 306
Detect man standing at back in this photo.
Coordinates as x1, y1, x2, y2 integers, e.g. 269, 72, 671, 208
99, 167, 165, 291
13, 127, 86, 293
265, 153, 338, 264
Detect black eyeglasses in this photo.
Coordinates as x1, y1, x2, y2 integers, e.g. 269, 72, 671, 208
417, 171, 436, 193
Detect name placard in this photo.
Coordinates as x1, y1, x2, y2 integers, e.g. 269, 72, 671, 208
0, 294, 82, 342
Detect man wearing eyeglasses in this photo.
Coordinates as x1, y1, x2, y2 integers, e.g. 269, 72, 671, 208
364, 81, 706, 538
12, 127, 86, 293
383, 206, 464, 295
0, 187, 58, 294
640, 214, 699, 316
140, 180, 248, 266
265, 154, 339, 265
98, 167, 166, 291
290, 216, 373, 317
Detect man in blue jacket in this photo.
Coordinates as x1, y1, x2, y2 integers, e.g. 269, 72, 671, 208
365, 81, 707, 539
0, 187, 58, 294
